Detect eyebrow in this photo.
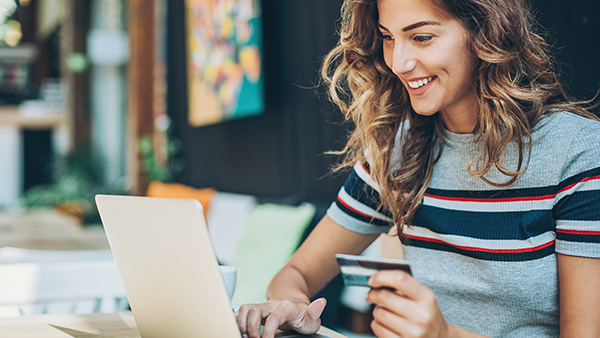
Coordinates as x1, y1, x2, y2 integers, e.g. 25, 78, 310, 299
402, 20, 442, 32
378, 21, 442, 32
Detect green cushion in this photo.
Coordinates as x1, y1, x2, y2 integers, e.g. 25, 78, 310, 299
230, 203, 316, 305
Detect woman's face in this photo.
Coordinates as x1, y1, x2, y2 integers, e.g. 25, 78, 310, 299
378, 0, 479, 133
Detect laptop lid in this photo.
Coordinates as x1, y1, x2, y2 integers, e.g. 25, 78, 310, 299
95, 194, 240, 338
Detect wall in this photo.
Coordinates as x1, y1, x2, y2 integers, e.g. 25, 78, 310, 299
166, 0, 600, 204
167, 0, 348, 203
532, 0, 600, 103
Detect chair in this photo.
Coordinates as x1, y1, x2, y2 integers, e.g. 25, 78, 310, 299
0, 247, 128, 317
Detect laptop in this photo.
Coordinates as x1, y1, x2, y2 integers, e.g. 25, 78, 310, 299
95, 195, 342, 338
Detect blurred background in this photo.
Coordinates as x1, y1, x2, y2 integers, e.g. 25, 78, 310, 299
0, 0, 598, 334
0, 0, 598, 215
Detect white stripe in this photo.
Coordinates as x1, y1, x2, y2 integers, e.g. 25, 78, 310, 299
556, 219, 600, 232
327, 202, 392, 235
403, 225, 556, 251
556, 177, 600, 201
354, 161, 380, 193
424, 177, 600, 213
338, 188, 393, 222
423, 195, 553, 212
340, 265, 378, 277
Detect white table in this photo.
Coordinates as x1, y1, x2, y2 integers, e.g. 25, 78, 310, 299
0, 311, 349, 337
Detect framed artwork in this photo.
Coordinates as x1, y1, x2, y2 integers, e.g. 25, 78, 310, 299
185, 0, 264, 127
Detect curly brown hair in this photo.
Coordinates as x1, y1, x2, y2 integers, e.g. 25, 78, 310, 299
321, 0, 599, 236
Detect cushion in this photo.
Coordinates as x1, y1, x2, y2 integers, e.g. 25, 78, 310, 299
146, 181, 216, 218
230, 203, 316, 305
207, 192, 258, 265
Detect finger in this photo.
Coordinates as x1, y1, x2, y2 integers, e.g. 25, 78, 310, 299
236, 304, 251, 334
247, 306, 266, 338
261, 308, 289, 338
371, 314, 404, 338
372, 305, 417, 337
369, 270, 428, 301
306, 298, 327, 321
366, 287, 418, 318
264, 299, 313, 338
261, 301, 298, 338
290, 298, 326, 334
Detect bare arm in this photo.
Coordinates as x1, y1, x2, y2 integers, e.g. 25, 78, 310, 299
558, 253, 600, 337
268, 214, 379, 302
237, 215, 379, 338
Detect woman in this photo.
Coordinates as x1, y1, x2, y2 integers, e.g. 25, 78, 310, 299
236, 0, 600, 337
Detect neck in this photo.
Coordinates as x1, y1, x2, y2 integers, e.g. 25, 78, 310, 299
440, 95, 479, 134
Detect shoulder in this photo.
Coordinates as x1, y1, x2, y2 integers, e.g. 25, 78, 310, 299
534, 111, 600, 154
531, 111, 600, 181
546, 112, 600, 179
536, 111, 600, 139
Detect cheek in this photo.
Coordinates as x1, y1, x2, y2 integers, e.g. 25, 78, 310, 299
447, 39, 477, 81
452, 54, 477, 86
382, 46, 393, 72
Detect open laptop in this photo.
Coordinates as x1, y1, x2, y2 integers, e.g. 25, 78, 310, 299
95, 195, 342, 338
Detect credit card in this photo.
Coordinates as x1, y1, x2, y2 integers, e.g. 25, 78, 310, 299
335, 253, 412, 287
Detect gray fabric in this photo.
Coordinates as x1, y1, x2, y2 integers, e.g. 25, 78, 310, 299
327, 111, 600, 337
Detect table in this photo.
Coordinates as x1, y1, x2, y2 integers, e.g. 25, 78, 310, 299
0, 210, 110, 251
0, 311, 349, 337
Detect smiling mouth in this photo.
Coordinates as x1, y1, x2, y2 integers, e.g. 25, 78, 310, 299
407, 76, 436, 89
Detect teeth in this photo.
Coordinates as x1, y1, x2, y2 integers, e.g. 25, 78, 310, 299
408, 76, 434, 89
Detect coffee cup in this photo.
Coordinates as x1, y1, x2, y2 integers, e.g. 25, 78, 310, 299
219, 265, 237, 300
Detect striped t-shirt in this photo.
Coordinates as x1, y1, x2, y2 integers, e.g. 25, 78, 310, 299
327, 111, 600, 337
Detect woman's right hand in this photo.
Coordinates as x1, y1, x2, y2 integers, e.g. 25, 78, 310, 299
236, 297, 327, 338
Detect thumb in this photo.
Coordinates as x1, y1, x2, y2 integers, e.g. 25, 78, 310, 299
306, 298, 327, 320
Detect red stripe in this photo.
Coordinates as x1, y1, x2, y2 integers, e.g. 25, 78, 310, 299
425, 194, 555, 203
557, 229, 600, 236
404, 234, 555, 253
557, 175, 600, 195
337, 195, 373, 219
425, 175, 600, 203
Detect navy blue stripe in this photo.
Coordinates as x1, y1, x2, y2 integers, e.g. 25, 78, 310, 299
557, 232, 600, 243
343, 169, 392, 218
558, 167, 600, 191
362, 161, 371, 173
335, 199, 391, 227
405, 237, 555, 262
554, 190, 600, 221
424, 167, 600, 200
425, 186, 556, 200
413, 205, 555, 240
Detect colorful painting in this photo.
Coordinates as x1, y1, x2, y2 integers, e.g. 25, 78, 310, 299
186, 0, 264, 127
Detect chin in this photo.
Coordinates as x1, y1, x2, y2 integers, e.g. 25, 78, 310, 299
411, 107, 439, 117
409, 99, 439, 117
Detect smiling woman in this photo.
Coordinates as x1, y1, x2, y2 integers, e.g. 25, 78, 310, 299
234, 0, 600, 337
377, 0, 479, 132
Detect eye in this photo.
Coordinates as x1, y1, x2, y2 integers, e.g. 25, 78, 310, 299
377, 33, 394, 42
414, 35, 433, 42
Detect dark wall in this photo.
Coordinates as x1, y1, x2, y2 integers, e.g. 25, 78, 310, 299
532, 0, 600, 104
168, 0, 348, 203
167, 0, 600, 203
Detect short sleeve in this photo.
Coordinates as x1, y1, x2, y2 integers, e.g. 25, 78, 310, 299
554, 122, 600, 258
326, 160, 393, 234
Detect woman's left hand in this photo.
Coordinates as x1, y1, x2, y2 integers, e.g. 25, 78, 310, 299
365, 270, 452, 338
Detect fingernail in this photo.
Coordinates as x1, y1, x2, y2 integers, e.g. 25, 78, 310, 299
242, 334, 248, 338
368, 276, 373, 286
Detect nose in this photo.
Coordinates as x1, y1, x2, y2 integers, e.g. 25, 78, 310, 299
391, 43, 417, 76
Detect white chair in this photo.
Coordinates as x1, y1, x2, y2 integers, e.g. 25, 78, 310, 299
0, 247, 128, 317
